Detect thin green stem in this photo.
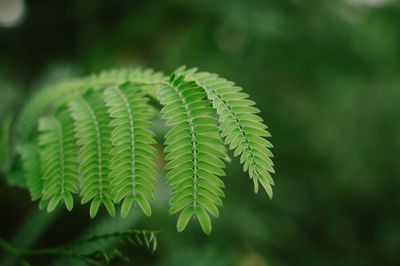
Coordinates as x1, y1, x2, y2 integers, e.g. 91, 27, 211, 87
0, 237, 102, 265
0, 237, 20, 256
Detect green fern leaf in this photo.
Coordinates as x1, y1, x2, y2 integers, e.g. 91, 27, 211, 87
158, 74, 227, 234
104, 82, 157, 217
196, 205, 212, 235
69, 91, 116, 218
38, 109, 79, 212
181, 68, 275, 198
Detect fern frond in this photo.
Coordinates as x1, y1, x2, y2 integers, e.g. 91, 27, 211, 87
181, 68, 275, 198
104, 82, 157, 218
72, 229, 158, 253
38, 109, 79, 212
69, 91, 115, 218
10, 66, 275, 235
17, 142, 43, 201
158, 74, 227, 235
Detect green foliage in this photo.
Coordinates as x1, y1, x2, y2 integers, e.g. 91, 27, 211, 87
104, 83, 156, 218
11, 66, 274, 235
38, 109, 79, 212
159, 74, 226, 234
69, 91, 115, 218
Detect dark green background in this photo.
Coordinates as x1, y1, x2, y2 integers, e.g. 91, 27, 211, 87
1, 0, 399, 265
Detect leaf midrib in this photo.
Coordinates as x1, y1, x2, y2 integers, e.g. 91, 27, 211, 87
56, 118, 65, 195
167, 82, 199, 209
115, 87, 137, 197
81, 99, 104, 199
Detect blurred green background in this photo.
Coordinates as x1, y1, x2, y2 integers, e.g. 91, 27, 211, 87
1, 0, 400, 265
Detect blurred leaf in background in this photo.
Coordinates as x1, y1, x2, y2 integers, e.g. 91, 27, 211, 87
1, 0, 400, 265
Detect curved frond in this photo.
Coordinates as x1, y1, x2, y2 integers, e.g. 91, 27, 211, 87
17, 68, 166, 143
69, 91, 115, 218
38, 109, 79, 212
180, 67, 275, 198
104, 82, 157, 217
158, 74, 227, 235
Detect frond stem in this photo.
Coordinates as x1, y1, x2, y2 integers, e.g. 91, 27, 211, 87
56, 119, 66, 195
